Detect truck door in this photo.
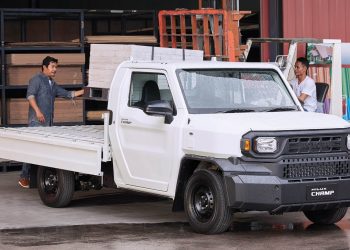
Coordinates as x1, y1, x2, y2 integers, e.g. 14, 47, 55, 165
116, 70, 177, 191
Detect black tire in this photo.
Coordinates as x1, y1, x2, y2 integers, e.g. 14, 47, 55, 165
37, 166, 75, 208
184, 169, 233, 234
304, 207, 348, 224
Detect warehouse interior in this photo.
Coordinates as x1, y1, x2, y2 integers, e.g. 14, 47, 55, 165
0, 0, 261, 132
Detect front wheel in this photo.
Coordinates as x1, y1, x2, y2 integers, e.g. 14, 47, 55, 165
37, 166, 75, 208
304, 207, 348, 224
184, 169, 233, 234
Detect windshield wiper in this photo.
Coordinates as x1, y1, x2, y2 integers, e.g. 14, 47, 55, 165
263, 107, 298, 112
217, 108, 256, 113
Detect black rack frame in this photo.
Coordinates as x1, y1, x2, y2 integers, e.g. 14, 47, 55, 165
0, 8, 158, 127
0, 8, 85, 126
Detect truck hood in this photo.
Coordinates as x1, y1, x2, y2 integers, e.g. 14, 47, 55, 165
183, 111, 350, 158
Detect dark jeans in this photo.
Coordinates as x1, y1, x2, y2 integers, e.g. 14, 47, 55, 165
21, 163, 31, 179
20, 122, 44, 179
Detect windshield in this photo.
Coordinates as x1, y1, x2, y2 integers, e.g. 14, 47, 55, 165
176, 69, 298, 114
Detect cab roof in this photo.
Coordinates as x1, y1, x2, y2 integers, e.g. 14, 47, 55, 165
119, 60, 282, 72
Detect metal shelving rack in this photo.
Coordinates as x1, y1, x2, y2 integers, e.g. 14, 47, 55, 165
0, 8, 158, 127
85, 9, 157, 36
0, 8, 85, 126
1, 9, 5, 127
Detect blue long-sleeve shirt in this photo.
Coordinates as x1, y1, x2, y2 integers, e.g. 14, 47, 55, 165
26, 72, 74, 126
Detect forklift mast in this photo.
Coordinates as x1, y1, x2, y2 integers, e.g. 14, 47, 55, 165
158, 0, 250, 61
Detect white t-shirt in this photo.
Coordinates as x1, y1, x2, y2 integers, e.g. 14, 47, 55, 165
290, 76, 317, 112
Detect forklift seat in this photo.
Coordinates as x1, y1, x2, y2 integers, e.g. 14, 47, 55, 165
316, 82, 329, 103
316, 82, 329, 113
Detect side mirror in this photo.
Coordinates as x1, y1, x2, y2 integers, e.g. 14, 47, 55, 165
145, 100, 174, 124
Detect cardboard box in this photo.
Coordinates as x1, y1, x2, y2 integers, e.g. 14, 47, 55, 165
7, 98, 83, 125
7, 66, 83, 85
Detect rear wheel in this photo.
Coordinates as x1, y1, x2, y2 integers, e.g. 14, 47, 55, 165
37, 166, 75, 208
304, 207, 348, 224
184, 169, 233, 234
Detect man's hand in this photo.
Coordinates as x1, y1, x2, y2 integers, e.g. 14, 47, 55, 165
28, 97, 45, 123
36, 110, 45, 123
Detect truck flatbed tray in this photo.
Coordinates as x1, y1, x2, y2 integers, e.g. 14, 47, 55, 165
0, 125, 107, 176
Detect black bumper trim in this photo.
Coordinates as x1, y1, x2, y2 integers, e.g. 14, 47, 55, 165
224, 173, 350, 213
270, 200, 350, 214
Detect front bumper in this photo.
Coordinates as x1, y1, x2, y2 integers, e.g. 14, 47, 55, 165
224, 173, 350, 213
217, 153, 350, 213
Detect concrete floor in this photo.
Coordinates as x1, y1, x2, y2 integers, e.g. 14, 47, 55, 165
0, 172, 186, 230
2, 171, 350, 249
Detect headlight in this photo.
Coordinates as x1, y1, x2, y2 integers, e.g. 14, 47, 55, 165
347, 135, 350, 150
255, 137, 277, 153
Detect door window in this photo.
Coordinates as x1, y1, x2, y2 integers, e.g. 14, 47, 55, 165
129, 72, 174, 111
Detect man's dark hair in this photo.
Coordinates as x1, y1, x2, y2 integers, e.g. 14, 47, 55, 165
296, 57, 309, 69
42, 56, 58, 70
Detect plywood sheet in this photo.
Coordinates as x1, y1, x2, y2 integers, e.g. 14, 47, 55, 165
6, 53, 85, 66
6, 41, 80, 47
26, 20, 49, 42
52, 20, 80, 42
7, 98, 83, 125
86, 110, 106, 121
88, 44, 203, 88
7, 66, 83, 85
74, 35, 157, 44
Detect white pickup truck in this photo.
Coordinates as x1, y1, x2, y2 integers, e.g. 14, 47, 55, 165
1, 61, 350, 234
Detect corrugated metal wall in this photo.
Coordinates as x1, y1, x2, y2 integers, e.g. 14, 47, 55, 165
283, 0, 350, 41
260, 0, 270, 61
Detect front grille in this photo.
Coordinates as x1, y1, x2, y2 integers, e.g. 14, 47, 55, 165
286, 136, 344, 154
282, 156, 350, 179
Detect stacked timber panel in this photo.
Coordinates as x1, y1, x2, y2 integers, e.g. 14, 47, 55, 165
89, 44, 204, 89
7, 66, 83, 86
7, 98, 83, 125
0, 9, 85, 126
5, 53, 85, 125
6, 53, 85, 86
6, 19, 80, 43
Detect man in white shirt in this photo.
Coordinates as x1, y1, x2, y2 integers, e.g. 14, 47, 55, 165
290, 57, 317, 112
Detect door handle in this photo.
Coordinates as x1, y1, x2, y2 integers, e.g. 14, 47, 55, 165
121, 118, 132, 125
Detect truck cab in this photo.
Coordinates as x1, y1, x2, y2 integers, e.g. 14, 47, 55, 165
107, 61, 350, 234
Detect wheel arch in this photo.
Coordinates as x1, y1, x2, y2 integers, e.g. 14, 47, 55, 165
172, 155, 224, 212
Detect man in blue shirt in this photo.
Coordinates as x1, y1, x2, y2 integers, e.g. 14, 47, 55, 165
18, 56, 84, 188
